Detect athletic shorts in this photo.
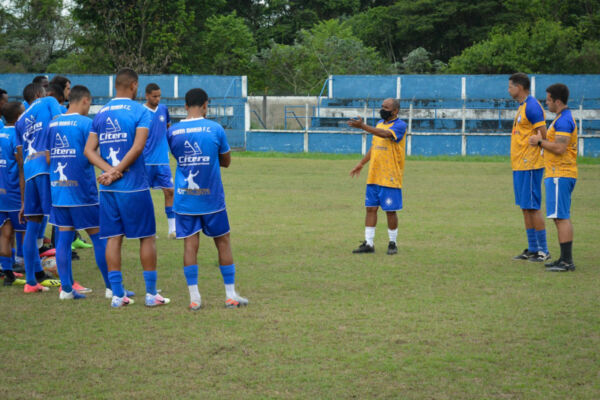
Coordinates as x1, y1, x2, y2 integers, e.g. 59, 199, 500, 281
545, 177, 576, 220
365, 184, 403, 211
99, 190, 156, 239
175, 209, 230, 239
24, 174, 51, 216
145, 164, 174, 189
0, 211, 26, 232
513, 168, 544, 210
50, 205, 99, 230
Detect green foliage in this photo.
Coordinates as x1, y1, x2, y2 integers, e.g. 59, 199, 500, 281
446, 19, 600, 74
252, 19, 392, 95
71, 0, 192, 73
400, 47, 446, 74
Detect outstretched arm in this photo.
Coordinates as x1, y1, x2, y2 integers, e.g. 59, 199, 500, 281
347, 117, 395, 139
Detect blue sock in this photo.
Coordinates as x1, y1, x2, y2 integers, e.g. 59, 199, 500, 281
219, 264, 235, 285
37, 216, 48, 240
11, 248, 15, 266
108, 271, 124, 298
143, 270, 157, 295
526, 228, 537, 253
56, 230, 75, 292
536, 229, 548, 254
90, 233, 110, 288
165, 206, 175, 219
183, 265, 198, 286
0, 256, 12, 271
16, 231, 24, 257
24, 221, 42, 285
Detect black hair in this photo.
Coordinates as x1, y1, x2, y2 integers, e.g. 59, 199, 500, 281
50, 75, 71, 91
509, 72, 530, 91
1, 101, 24, 124
185, 88, 208, 108
23, 83, 44, 103
47, 83, 65, 103
115, 68, 138, 88
546, 83, 569, 105
146, 83, 160, 94
69, 85, 91, 103
32, 75, 49, 85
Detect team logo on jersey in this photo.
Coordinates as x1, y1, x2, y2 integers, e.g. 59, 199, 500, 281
108, 147, 121, 167
51, 161, 78, 187
55, 133, 70, 148
178, 169, 209, 196
159, 115, 166, 122
99, 117, 127, 141
51, 133, 76, 157
179, 140, 209, 165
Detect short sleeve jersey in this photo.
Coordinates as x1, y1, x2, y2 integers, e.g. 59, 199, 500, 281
0, 126, 22, 211
511, 95, 546, 171
15, 96, 63, 181
545, 108, 578, 179
167, 117, 230, 215
90, 98, 152, 192
48, 113, 99, 206
143, 104, 171, 165
367, 118, 408, 189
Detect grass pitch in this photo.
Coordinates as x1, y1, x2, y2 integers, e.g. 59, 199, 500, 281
1, 154, 599, 399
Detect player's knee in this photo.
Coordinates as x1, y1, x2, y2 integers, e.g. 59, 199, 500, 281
366, 207, 378, 213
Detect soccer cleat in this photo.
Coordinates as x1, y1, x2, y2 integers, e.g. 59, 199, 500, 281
24, 283, 49, 293
72, 238, 92, 249
225, 294, 249, 308
105, 288, 135, 299
3, 271, 16, 286
111, 296, 134, 308
513, 248, 535, 260
13, 278, 26, 286
545, 259, 575, 272
72, 282, 92, 294
59, 289, 86, 300
189, 300, 202, 311
13, 262, 25, 274
39, 245, 55, 257
528, 251, 551, 263
352, 241, 374, 254
145, 293, 170, 307
387, 241, 398, 255
38, 274, 61, 287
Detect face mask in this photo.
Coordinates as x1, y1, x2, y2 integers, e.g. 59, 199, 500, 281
379, 109, 392, 120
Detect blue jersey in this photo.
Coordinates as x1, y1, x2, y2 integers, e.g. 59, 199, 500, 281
167, 117, 230, 215
90, 98, 152, 192
15, 96, 63, 181
60, 104, 68, 113
0, 119, 4, 130
0, 126, 22, 211
143, 104, 171, 165
48, 113, 99, 206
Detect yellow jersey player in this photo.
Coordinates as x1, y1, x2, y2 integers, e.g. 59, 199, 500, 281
348, 98, 407, 255
529, 83, 577, 272
508, 73, 550, 263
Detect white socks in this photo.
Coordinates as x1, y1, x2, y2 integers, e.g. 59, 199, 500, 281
365, 227, 375, 246
388, 228, 398, 244
37, 238, 43, 249
225, 284, 236, 299
167, 218, 176, 234
188, 284, 201, 303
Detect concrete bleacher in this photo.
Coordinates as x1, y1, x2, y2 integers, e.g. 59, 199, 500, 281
0, 74, 249, 148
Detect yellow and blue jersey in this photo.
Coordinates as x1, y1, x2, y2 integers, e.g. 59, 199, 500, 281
545, 108, 577, 179
511, 95, 545, 171
366, 118, 407, 189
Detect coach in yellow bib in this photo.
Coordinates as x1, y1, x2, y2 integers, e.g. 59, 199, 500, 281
348, 98, 407, 255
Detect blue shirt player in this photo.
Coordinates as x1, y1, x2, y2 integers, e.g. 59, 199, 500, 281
0, 101, 26, 286
15, 83, 62, 292
143, 83, 176, 238
84, 68, 169, 308
167, 88, 248, 310
48, 85, 116, 300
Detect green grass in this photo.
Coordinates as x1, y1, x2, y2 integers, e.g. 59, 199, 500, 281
1, 155, 599, 399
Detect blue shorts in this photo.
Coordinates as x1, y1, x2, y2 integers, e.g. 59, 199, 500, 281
545, 177, 576, 219
0, 211, 26, 232
99, 190, 156, 239
513, 168, 543, 210
145, 164, 174, 189
24, 174, 51, 216
365, 184, 403, 211
175, 209, 230, 239
50, 205, 99, 230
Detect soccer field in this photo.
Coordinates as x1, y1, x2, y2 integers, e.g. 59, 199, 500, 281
1, 154, 599, 399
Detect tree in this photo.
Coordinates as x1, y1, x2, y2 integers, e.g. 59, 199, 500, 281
71, 0, 192, 73
252, 19, 393, 95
